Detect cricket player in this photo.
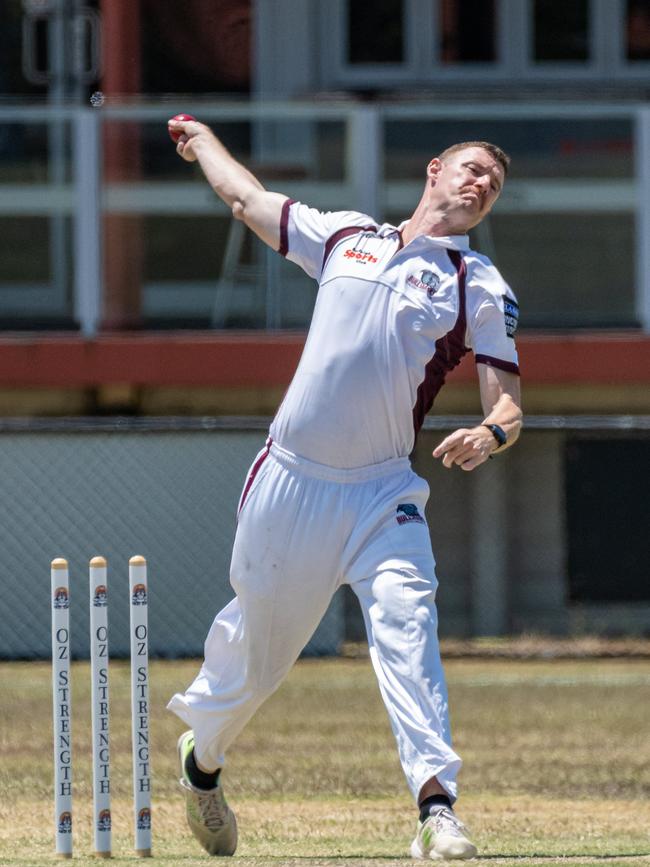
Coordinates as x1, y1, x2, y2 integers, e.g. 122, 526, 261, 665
167, 117, 523, 860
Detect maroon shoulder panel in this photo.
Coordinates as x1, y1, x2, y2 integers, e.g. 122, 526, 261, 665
321, 225, 378, 272
412, 249, 469, 437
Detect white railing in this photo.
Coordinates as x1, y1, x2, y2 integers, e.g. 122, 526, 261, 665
0, 101, 647, 335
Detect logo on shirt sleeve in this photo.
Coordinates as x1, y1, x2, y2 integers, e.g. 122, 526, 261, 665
406, 270, 441, 298
503, 296, 519, 338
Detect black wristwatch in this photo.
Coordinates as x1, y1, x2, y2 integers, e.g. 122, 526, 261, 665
483, 423, 507, 449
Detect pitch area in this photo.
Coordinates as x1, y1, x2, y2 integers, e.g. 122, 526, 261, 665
1, 657, 649, 865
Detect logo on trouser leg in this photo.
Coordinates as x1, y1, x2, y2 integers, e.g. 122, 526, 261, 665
396, 503, 425, 525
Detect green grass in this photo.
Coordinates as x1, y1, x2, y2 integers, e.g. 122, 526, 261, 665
1, 657, 649, 865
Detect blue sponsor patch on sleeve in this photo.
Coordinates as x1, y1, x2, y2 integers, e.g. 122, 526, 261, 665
503, 296, 519, 338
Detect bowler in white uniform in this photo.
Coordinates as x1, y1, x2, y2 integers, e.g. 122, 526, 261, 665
167, 119, 523, 861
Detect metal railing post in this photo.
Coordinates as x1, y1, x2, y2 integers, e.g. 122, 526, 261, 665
636, 107, 650, 333
346, 106, 382, 220
73, 108, 102, 337
471, 457, 509, 636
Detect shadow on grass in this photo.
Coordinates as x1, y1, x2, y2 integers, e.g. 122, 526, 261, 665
161, 855, 650, 863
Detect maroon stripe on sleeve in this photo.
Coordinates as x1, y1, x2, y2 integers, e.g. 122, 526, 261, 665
321, 224, 378, 272
278, 198, 296, 257
412, 250, 469, 437
475, 354, 521, 375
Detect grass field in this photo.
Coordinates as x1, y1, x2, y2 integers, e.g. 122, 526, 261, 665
1, 656, 649, 866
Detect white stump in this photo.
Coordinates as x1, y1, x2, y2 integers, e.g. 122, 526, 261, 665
51, 558, 73, 859
89, 556, 111, 857
129, 555, 152, 856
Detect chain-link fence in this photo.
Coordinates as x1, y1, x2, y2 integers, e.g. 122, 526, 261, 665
1, 418, 342, 660
4, 416, 649, 659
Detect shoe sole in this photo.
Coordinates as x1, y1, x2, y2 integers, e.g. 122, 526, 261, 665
410, 836, 477, 860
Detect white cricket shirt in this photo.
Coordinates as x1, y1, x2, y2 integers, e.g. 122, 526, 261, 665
270, 200, 520, 469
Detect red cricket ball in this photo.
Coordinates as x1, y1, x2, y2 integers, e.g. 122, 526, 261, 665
168, 113, 197, 144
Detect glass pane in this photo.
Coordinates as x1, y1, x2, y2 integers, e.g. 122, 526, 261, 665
7, 0, 245, 104
102, 116, 345, 328
0, 116, 74, 327
348, 0, 405, 63
141, 216, 264, 329
0, 124, 56, 183
383, 117, 636, 329
384, 119, 633, 179
488, 213, 635, 327
567, 439, 650, 603
440, 0, 497, 63
533, 0, 590, 62
141, 0, 251, 94
626, 0, 650, 61
0, 216, 74, 327
0, 2, 49, 98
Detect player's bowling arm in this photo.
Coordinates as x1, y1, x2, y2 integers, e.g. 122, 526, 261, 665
232, 188, 289, 251
432, 365, 522, 470
170, 119, 287, 249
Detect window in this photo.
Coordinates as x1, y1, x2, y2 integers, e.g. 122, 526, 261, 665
348, 0, 405, 64
439, 0, 497, 63
566, 439, 650, 603
328, 0, 650, 84
626, 0, 650, 61
533, 0, 590, 63
141, 0, 251, 94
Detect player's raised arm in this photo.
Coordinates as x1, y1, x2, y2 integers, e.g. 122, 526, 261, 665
168, 117, 288, 251
433, 364, 522, 471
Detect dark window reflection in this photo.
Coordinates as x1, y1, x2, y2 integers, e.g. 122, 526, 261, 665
348, 0, 404, 63
141, 0, 251, 93
533, 0, 590, 62
440, 0, 496, 63
626, 0, 650, 61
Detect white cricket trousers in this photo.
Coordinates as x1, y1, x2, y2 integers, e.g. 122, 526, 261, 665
168, 439, 462, 801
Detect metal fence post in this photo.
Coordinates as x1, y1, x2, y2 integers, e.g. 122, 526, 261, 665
73, 107, 102, 337
470, 457, 509, 636
636, 106, 650, 333
346, 106, 382, 220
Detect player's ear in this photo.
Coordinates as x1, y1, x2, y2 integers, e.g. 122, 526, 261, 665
427, 158, 442, 184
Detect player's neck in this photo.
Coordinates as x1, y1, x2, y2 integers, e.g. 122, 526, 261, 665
402, 199, 467, 245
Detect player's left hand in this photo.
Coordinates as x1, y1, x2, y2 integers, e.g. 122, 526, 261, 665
432, 426, 496, 471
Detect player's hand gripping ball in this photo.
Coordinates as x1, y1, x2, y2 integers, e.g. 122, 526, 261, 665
168, 114, 196, 143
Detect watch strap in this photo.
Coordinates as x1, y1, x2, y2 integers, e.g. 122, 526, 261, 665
483, 423, 507, 448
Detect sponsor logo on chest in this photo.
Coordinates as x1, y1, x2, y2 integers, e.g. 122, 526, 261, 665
343, 248, 378, 264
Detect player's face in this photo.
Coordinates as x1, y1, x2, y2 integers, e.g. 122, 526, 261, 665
428, 147, 505, 230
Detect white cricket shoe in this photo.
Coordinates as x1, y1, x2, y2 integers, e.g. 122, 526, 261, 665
410, 806, 477, 860
177, 730, 238, 856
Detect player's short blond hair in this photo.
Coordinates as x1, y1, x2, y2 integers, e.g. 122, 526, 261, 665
437, 141, 511, 175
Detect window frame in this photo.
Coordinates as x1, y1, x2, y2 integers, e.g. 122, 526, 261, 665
612, 0, 650, 76
320, 0, 650, 87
